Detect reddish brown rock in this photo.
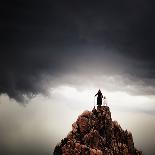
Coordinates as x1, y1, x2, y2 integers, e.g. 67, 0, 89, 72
54, 106, 142, 155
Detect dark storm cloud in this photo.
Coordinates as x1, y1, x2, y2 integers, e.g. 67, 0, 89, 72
1, 0, 155, 101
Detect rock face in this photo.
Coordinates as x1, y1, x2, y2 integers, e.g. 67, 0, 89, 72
53, 106, 142, 155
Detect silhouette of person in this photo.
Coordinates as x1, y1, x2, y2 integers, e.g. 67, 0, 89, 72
95, 89, 103, 106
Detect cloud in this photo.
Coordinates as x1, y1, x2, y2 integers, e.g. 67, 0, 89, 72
1, 1, 155, 102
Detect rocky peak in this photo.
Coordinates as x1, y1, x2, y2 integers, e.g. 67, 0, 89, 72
54, 106, 142, 155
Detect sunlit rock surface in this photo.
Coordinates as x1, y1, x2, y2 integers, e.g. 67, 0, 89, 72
54, 106, 142, 155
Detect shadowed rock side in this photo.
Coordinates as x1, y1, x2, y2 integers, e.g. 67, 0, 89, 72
53, 106, 142, 155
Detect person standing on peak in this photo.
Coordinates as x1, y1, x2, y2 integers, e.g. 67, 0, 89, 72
95, 89, 103, 106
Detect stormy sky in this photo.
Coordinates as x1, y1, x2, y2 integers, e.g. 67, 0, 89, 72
1, 1, 155, 155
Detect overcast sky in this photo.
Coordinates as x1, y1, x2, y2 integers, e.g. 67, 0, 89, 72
1, 1, 155, 155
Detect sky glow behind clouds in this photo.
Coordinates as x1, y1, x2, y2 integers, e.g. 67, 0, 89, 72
0, 85, 155, 155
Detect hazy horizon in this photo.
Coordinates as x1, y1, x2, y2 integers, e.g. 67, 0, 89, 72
0, 85, 155, 155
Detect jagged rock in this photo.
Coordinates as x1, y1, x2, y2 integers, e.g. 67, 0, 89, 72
54, 106, 142, 155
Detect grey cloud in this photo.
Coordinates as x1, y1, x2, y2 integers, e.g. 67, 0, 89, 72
1, 0, 155, 101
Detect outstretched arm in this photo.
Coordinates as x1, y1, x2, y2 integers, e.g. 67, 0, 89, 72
95, 93, 98, 96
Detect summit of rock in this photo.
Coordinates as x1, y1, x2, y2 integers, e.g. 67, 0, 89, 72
54, 106, 142, 155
